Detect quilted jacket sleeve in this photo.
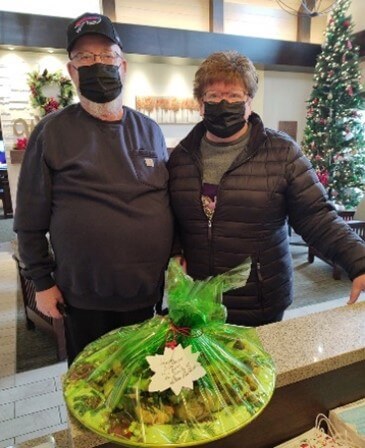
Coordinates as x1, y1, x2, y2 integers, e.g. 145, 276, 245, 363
285, 143, 365, 280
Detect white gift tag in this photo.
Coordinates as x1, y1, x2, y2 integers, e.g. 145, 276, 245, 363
146, 344, 206, 395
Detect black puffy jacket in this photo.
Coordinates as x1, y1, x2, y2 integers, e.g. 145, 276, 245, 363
168, 113, 365, 326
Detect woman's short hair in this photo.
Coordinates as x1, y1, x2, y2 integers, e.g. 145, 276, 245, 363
193, 51, 258, 100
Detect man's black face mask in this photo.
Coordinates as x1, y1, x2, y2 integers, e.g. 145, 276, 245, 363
203, 100, 247, 138
77, 63, 122, 103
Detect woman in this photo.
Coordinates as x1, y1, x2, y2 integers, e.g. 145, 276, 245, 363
168, 50, 365, 327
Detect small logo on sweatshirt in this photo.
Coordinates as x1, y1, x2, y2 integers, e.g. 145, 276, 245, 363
144, 158, 155, 167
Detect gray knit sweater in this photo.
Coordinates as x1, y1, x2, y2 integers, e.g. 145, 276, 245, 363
200, 125, 251, 185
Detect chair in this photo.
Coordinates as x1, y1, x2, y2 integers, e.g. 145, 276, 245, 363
0, 168, 13, 218
13, 252, 67, 361
338, 210, 355, 221
308, 218, 365, 280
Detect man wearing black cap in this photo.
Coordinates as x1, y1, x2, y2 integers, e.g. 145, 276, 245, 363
14, 13, 173, 363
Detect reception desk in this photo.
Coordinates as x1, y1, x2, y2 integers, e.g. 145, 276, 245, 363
64, 301, 365, 448
18, 301, 365, 448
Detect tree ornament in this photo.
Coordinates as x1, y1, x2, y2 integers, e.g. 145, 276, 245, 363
344, 130, 354, 141
346, 85, 353, 96
317, 169, 329, 187
27, 69, 74, 117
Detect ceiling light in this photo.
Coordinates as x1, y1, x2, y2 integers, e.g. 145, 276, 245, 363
276, 0, 337, 17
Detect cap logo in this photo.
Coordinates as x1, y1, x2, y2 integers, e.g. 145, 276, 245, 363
74, 15, 102, 34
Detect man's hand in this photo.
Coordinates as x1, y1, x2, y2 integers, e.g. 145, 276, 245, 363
35, 285, 65, 319
348, 273, 365, 304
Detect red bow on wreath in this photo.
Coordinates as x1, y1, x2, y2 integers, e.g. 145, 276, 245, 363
14, 138, 28, 150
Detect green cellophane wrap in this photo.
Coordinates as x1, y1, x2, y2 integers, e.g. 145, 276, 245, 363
63, 259, 276, 447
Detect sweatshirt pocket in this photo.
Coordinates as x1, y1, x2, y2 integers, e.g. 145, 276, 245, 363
131, 150, 168, 189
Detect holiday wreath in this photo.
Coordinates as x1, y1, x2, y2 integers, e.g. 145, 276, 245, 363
27, 69, 74, 116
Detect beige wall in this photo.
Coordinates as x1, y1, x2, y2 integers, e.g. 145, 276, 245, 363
0, 0, 362, 42
262, 71, 313, 144
0, 50, 69, 210
310, 14, 328, 44
0, 0, 100, 17
115, 0, 210, 31
349, 0, 365, 33
224, 1, 298, 41
112, 0, 332, 43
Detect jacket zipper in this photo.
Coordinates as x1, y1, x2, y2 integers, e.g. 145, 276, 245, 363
208, 218, 212, 241
180, 143, 259, 277
207, 212, 213, 274
257, 261, 263, 282
256, 260, 265, 318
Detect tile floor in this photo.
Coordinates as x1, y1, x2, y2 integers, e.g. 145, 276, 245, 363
0, 240, 363, 447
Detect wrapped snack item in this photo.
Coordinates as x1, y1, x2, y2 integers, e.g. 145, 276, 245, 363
63, 259, 276, 446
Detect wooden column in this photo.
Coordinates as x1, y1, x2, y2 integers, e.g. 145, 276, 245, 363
101, 0, 116, 22
209, 0, 224, 33
297, 0, 315, 43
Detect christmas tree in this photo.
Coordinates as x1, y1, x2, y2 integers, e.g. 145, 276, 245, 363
302, 0, 365, 208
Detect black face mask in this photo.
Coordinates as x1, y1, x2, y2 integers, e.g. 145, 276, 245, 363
203, 100, 246, 138
77, 63, 122, 103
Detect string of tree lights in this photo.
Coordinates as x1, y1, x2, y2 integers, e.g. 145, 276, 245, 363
302, 0, 365, 208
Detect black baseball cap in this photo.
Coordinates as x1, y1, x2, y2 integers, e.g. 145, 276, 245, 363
67, 12, 123, 54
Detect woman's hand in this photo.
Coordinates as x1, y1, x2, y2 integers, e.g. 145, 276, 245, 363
173, 255, 187, 273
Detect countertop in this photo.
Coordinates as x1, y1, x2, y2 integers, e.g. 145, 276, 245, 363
16, 301, 365, 448
257, 300, 365, 387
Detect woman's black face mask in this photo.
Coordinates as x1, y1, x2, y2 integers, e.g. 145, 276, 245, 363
203, 100, 247, 138
77, 63, 123, 104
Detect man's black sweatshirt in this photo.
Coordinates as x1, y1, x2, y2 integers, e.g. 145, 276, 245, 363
14, 104, 173, 311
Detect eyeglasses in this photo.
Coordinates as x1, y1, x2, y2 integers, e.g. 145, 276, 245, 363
204, 91, 249, 103
70, 51, 123, 66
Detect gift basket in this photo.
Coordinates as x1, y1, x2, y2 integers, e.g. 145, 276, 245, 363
63, 259, 276, 446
